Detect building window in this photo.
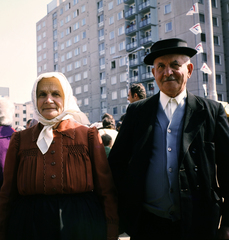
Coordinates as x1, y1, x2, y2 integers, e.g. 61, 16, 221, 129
109, 16, 114, 25
199, 13, 205, 23
68, 76, 73, 83
82, 31, 86, 39
112, 91, 117, 100
74, 35, 80, 43
118, 26, 125, 35
77, 99, 82, 107
202, 53, 207, 62
198, 0, 203, 4
212, 0, 217, 8
109, 31, 115, 39
66, 51, 72, 59
212, 17, 218, 26
121, 105, 127, 114
113, 107, 118, 115
84, 85, 88, 92
75, 60, 81, 68
83, 71, 88, 79
60, 8, 63, 15
60, 31, 64, 38
37, 24, 41, 31
111, 61, 116, 69
74, 47, 80, 56
108, 1, 113, 10
165, 22, 172, 32
43, 53, 46, 59
67, 64, 72, 72
81, 18, 86, 26
75, 87, 82, 95
81, 5, 85, 13
97, 0, 103, 10
111, 76, 117, 85
117, 11, 123, 20
215, 55, 221, 64
75, 73, 81, 81
83, 58, 87, 65
66, 27, 71, 35
110, 46, 115, 55
82, 44, 87, 52
37, 35, 41, 41
61, 67, 65, 73
15, 113, 19, 118
120, 72, 126, 82
201, 33, 206, 42
65, 3, 71, 11
119, 57, 126, 66
61, 43, 65, 50
61, 55, 65, 62
218, 94, 223, 101
65, 15, 71, 23
73, 10, 79, 18
66, 39, 72, 47
53, 41, 57, 51
44, 64, 47, 70
120, 88, 127, 98
73, 0, 78, 6
117, 0, 123, 5
216, 74, 222, 84
214, 36, 220, 45
38, 45, 42, 52
119, 41, 125, 51
99, 28, 104, 39
164, 3, 171, 14
73, 22, 79, 30
84, 98, 89, 106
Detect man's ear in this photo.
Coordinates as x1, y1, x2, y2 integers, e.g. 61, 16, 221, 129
134, 93, 138, 99
187, 63, 194, 78
152, 67, 155, 76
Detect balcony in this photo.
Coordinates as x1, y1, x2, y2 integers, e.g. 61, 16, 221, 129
139, 17, 151, 28
140, 35, 152, 45
99, 35, 104, 41
98, 7, 103, 13
142, 72, 153, 80
100, 79, 106, 85
101, 94, 107, 99
139, 0, 150, 12
100, 64, 105, 70
126, 41, 137, 51
98, 21, 104, 28
126, 24, 137, 34
125, 7, 136, 19
101, 108, 107, 114
99, 50, 105, 56
129, 76, 138, 83
129, 58, 139, 66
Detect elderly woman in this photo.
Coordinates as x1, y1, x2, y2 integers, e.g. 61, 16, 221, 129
0, 72, 119, 240
0, 97, 15, 189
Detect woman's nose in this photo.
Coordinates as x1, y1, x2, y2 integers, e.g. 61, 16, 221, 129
45, 95, 54, 103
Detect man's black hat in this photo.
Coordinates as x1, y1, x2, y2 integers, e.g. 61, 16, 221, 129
144, 38, 197, 65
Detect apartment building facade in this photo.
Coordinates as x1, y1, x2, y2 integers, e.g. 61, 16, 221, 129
12, 101, 34, 129
36, 0, 228, 123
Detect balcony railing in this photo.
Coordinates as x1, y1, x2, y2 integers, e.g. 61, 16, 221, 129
100, 79, 106, 85
126, 24, 137, 34
140, 35, 152, 45
101, 94, 107, 99
100, 64, 105, 70
125, 7, 136, 18
99, 50, 105, 55
142, 72, 153, 80
98, 21, 104, 28
126, 41, 137, 51
129, 58, 139, 66
139, 18, 151, 28
139, 0, 150, 11
129, 76, 138, 83
99, 35, 104, 41
98, 7, 103, 13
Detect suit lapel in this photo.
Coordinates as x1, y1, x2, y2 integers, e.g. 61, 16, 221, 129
180, 92, 207, 163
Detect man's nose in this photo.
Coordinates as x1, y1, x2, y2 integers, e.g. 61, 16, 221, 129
164, 66, 173, 77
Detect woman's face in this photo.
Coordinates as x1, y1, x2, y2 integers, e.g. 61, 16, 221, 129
37, 77, 64, 120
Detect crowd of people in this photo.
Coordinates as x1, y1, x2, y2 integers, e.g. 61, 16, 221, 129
0, 38, 229, 240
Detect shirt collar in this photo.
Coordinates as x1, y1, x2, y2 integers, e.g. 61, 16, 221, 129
160, 89, 187, 110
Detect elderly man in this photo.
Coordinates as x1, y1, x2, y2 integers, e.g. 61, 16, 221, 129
108, 38, 229, 239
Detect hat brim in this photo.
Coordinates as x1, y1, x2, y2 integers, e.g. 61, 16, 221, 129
144, 47, 197, 65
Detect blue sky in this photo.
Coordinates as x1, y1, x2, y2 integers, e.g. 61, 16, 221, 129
0, 0, 51, 103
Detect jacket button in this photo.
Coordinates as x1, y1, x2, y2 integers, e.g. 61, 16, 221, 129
194, 166, 198, 171
51, 175, 56, 179
51, 150, 55, 154
51, 162, 56, 166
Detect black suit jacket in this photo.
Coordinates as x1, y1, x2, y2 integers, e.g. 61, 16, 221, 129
109, 91, 229, 239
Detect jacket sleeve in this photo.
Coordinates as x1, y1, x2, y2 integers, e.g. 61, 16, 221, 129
215, 104, 229, 227
0, 132, 20, 240
88, 127, 119, 240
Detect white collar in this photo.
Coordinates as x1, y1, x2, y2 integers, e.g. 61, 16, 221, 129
160, 89, 187, 110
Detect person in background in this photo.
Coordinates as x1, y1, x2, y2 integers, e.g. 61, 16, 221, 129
26, 119, 32, 129
108, 38, 229, 239
0, 72, 119, 240
99, 114, 118, 148
101, 134, 112, 158
15, 126, 25, 131
127, 83, 146, 104
0, 97, 15, 189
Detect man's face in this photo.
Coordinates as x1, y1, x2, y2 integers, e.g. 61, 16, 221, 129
127, 89, 140, 103
152, 54, 193, 98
